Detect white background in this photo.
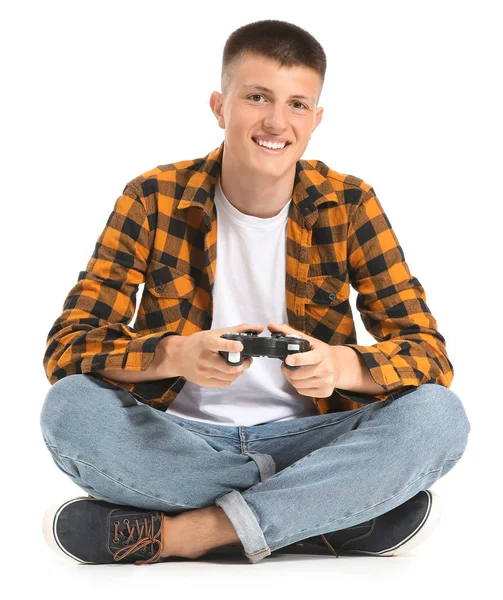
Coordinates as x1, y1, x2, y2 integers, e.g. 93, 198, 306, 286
1, 0, 501, 596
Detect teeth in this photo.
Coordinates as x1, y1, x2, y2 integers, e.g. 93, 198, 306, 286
254, 138, 287, 149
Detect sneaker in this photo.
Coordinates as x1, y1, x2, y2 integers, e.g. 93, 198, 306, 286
277, 489, 442, 558
42, 496, 168, 565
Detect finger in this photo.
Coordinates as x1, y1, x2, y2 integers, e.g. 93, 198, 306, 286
208, 337, 244, 367
294, 386, 321, 397
283, 364, 311, 380
284, 371, 320, 388
286, 349, 317, 368
212, 360, 244, 377
213, 352, 251, 375
204, 366, 236, 381
212, 337, 244, 355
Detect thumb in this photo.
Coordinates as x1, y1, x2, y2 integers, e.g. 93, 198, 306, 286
235, 322, 264, 334
268, 322, 310, 341
268, 322, 296, 333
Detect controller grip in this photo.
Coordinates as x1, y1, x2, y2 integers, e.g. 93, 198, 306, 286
218, 350, 244, 367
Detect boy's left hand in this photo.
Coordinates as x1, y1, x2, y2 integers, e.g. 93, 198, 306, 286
267, 322, 341, 398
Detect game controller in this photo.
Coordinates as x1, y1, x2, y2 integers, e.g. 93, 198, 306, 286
218, 330, 311, 370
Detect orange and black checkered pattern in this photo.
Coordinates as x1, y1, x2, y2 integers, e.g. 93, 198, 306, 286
43, 141, 454, 414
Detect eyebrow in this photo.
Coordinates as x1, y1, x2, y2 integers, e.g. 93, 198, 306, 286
240, 84, 313, 103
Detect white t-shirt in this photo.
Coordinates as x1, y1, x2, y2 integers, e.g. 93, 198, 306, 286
165, 176, 318, 426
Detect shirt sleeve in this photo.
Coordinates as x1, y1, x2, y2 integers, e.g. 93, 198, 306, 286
43, 182, 180, 385
336, 186, 454, 403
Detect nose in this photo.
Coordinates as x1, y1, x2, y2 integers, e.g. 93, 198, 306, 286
263, 102, 289, 132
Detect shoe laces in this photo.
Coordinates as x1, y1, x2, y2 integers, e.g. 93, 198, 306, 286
321, 534, 339, 557
112, 512, 165, 565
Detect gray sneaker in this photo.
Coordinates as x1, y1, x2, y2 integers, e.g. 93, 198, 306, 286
276, 489, 442, 558
43, 496, 168, 565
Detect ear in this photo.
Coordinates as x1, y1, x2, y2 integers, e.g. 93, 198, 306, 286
312, 106, 323, 133
209, 91, 225, 129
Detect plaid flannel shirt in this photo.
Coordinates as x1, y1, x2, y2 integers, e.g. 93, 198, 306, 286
43, 141, 454, 414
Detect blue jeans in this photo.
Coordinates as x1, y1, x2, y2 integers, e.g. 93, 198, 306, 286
39, 374, 470, 563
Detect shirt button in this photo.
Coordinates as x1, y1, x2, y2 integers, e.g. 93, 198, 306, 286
329, 293, 336, 301
155, 285, 163, 292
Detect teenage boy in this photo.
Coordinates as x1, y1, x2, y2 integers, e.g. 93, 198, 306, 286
40, 19, 470, 566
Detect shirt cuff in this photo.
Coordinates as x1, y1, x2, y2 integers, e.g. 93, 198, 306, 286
82, 330, 181, 374
344, 343, 404, 390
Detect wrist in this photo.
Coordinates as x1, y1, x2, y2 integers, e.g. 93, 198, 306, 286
331, 344, 388, 395
155, 334, 184, 379
331, 345, 354, 390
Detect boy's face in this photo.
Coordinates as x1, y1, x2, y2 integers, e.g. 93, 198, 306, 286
210, 53, 323, 178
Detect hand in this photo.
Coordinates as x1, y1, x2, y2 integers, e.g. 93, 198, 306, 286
175, 322, 264, 388
268, 322, 341, 398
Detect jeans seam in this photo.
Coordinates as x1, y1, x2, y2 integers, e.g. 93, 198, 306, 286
46, 448, 201, 510
167, 426, 234, 440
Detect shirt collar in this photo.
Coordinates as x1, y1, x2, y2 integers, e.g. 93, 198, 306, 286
178, 140, 339, 230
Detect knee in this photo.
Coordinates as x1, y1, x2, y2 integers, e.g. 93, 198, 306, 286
40, 374, 95, 442
412, 383, 471, 458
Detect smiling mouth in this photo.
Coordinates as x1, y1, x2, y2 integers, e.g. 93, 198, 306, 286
252, 138, 292, 151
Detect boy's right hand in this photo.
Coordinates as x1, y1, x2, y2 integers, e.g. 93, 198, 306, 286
162, 323, 264, 387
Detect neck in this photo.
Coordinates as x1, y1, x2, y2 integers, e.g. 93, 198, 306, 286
219, 145, 295, 218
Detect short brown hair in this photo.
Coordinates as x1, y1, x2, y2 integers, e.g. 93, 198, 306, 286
221, 19, 327, 104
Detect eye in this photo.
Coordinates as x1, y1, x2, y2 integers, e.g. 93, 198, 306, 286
246, 94, 308, 110
248, 94, 265, 103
